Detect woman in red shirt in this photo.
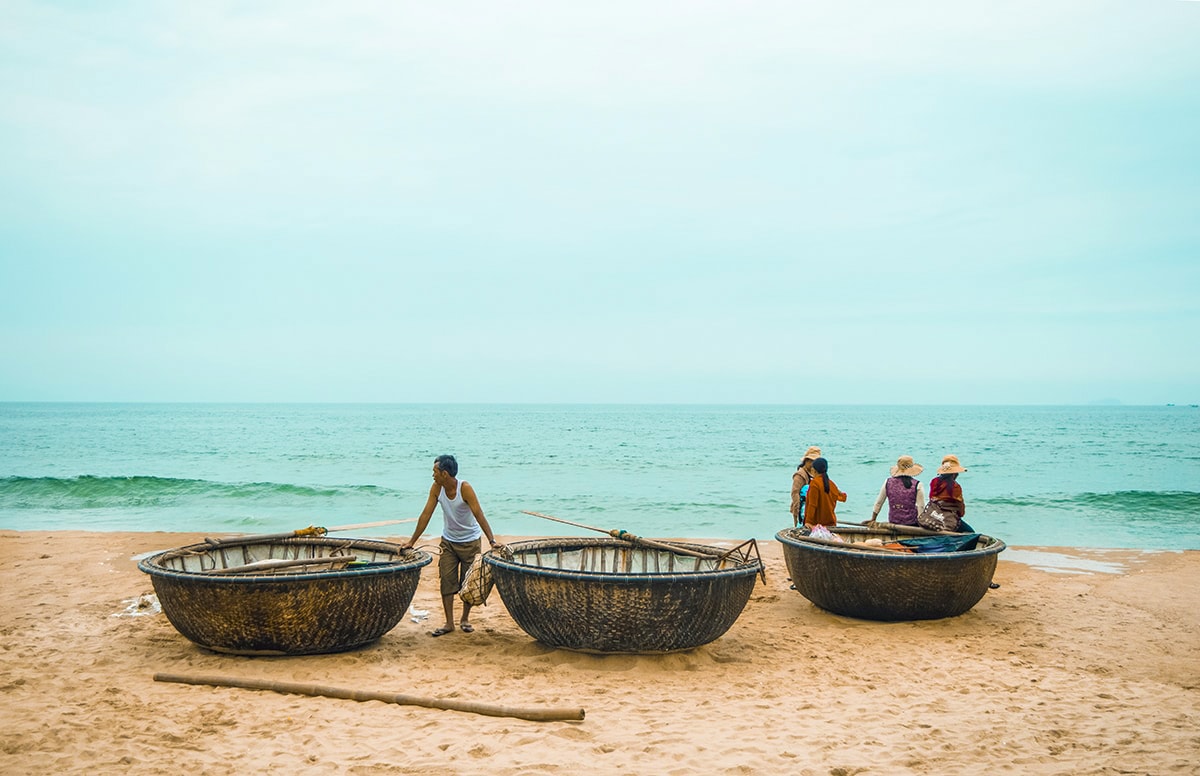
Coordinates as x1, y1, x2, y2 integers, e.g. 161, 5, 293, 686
928, 454, 974, 533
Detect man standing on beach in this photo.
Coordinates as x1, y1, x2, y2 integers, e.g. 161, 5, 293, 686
402, 455, 501, 637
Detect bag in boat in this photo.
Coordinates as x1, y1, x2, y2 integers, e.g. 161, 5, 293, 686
809, 524, 843, 542
916, 500, 961, 532
458, 545, 512, 606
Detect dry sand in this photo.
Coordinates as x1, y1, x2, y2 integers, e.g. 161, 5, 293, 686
1, 531, 1198, 775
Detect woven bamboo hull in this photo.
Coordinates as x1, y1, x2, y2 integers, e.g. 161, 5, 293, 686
486, 538, 761, 654
776, 526, 1005, 621
139, 538, 431, 655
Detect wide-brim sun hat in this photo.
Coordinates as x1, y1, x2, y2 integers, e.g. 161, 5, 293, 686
937, 455, 967, 474
890, 455, 924, 477
802, 446, 822, 462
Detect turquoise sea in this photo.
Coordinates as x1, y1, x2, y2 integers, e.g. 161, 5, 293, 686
1, 403, 1197, 550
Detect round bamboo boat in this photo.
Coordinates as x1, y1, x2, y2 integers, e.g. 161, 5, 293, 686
485, 537, 762, 654
776, 524, 1005, 621
139, 537, 431, 655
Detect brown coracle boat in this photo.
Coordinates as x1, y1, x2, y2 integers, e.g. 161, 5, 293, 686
776, 524, 1005, 621
485, 536, 763, 654
139, 536, 431, 655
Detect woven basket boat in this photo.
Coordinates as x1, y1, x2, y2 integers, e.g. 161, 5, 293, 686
776, 524, 1005, 621
485, 537, 762, 654
139, 537, 431, 655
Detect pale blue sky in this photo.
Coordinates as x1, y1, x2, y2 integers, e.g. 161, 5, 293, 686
2, 1, 1198, 404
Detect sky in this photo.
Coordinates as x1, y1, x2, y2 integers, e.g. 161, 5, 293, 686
1, 1, 1198, 405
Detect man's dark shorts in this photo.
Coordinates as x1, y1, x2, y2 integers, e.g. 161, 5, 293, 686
438, 537, 481, 596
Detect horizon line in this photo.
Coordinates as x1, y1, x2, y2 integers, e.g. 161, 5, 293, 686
1, 400, 1192, 408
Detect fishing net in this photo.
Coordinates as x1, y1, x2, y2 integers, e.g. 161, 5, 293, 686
459, 545, 512, 606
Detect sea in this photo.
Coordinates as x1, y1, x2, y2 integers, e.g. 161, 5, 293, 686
1, 403, 1197, 550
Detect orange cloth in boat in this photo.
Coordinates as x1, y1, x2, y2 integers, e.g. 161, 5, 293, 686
803, 474, 847, 527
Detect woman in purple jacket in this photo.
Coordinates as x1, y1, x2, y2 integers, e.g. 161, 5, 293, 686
869, 455, 926, 526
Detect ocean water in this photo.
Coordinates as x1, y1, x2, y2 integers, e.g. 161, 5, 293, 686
1, 403, 1197, 550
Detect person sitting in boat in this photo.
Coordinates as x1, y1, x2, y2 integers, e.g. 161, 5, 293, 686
869, 455, 926, 527
790, 445, 822, 527
402, 454, 501, 638
803, 457, 847, 528
928, 455, 974, 533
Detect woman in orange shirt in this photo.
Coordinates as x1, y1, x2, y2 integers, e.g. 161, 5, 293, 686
803, 457, 847, 528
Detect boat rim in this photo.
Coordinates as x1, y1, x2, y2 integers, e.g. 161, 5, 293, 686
138, 538, 431, 582
485, 538, 763, 583
775, 527, 1007, 562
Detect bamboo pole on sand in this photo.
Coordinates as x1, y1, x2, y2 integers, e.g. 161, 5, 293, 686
153, 673, 585, 723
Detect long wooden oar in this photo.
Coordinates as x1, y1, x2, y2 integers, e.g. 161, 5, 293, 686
153, 673, 585, 722
521, 510, 725, 560
204, 556, 358, 575
204, 518, 417, 546
522, 510, 766, 584
797, 535, 911, 554
845, 520, 961, 536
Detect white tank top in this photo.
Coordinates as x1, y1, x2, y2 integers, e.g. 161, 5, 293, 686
437, 479, 481, 543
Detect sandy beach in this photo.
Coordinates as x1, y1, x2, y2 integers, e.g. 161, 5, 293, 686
1, 531, 1197, 775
